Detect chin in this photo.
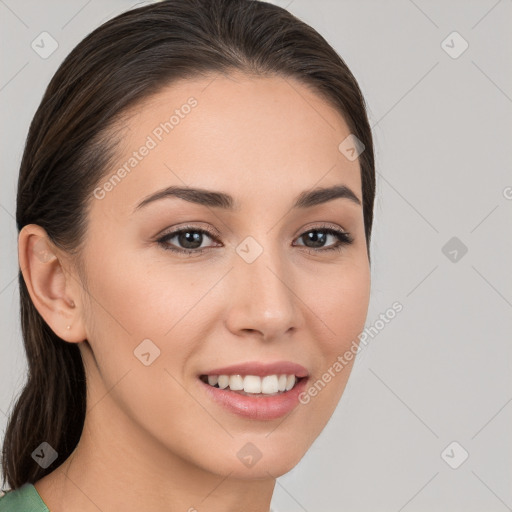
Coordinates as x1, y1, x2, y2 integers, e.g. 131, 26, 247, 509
202, 432, 315, 480
222, 451, 307, 480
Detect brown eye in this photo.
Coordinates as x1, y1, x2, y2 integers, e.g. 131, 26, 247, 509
295, 228, 353, 252
157, 225, 353, 256
157, 226, 219, 255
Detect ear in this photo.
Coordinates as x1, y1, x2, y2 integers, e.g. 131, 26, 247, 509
18, 224, 87, 343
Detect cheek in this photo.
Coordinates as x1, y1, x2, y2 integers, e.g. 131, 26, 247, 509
306, 258, 371, 350
81, 248, 217, 390
84, 250, 191, 338
79, 252, 215, 447
297, 259, 370, 412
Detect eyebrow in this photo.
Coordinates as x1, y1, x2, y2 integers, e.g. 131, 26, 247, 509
134, 183, 361, 212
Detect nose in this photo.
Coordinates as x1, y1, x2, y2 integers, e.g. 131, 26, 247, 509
224, 241, 302, 341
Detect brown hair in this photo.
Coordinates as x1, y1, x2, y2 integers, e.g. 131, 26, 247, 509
2, 0, 375, 490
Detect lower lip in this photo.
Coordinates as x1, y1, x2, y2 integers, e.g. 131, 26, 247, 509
198, 377, 309, 420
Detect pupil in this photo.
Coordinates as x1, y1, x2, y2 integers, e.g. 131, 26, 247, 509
305, 230, 326, 248
179, 231, 202, 249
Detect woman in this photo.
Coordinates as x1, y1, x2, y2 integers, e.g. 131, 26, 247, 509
0, 0, 375, 510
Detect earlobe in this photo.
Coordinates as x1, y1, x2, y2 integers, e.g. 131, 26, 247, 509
18, 224, 86, 343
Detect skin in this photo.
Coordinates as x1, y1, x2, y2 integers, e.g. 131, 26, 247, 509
19, 71, 371, 512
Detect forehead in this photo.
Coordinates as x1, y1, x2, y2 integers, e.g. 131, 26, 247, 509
93, 72, 362, 217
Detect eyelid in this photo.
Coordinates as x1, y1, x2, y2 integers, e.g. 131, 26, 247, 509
297, 221, 349, 236
155, 222, 220, 240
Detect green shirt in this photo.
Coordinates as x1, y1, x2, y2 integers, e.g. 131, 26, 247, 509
0, 483, 49, 511
0, 484, 278, 511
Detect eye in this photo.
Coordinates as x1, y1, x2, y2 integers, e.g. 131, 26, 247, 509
293, 225, 353, 253
156, 225, 219, 255
156, 224, 353, 256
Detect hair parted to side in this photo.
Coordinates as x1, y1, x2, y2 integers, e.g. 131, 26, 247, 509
2, 0, 375, 490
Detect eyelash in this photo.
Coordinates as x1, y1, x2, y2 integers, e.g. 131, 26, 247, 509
156, 224, 354, 256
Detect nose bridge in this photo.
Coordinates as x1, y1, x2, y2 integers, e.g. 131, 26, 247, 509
226, 233, 299, 338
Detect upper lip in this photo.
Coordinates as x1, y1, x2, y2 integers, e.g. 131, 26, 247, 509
200, 360, 309, 378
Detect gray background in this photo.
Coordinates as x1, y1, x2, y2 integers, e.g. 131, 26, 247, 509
1, 0, 511, 510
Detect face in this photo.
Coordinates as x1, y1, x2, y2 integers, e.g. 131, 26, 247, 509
74, 72, 371, 478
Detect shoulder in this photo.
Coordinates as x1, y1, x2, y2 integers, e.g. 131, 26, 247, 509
0, 483, 50, 511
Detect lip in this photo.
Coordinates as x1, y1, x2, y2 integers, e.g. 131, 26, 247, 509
198, 375, 309, 420
199, 360, 309, 378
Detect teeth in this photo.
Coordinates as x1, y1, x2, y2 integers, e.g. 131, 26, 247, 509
285, 374, 295, 391
229, 375, 244, 391
203, 373, 298, 394
217, 375, 229, 389
243, 375, 261, 393
261, 375, 279, 394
